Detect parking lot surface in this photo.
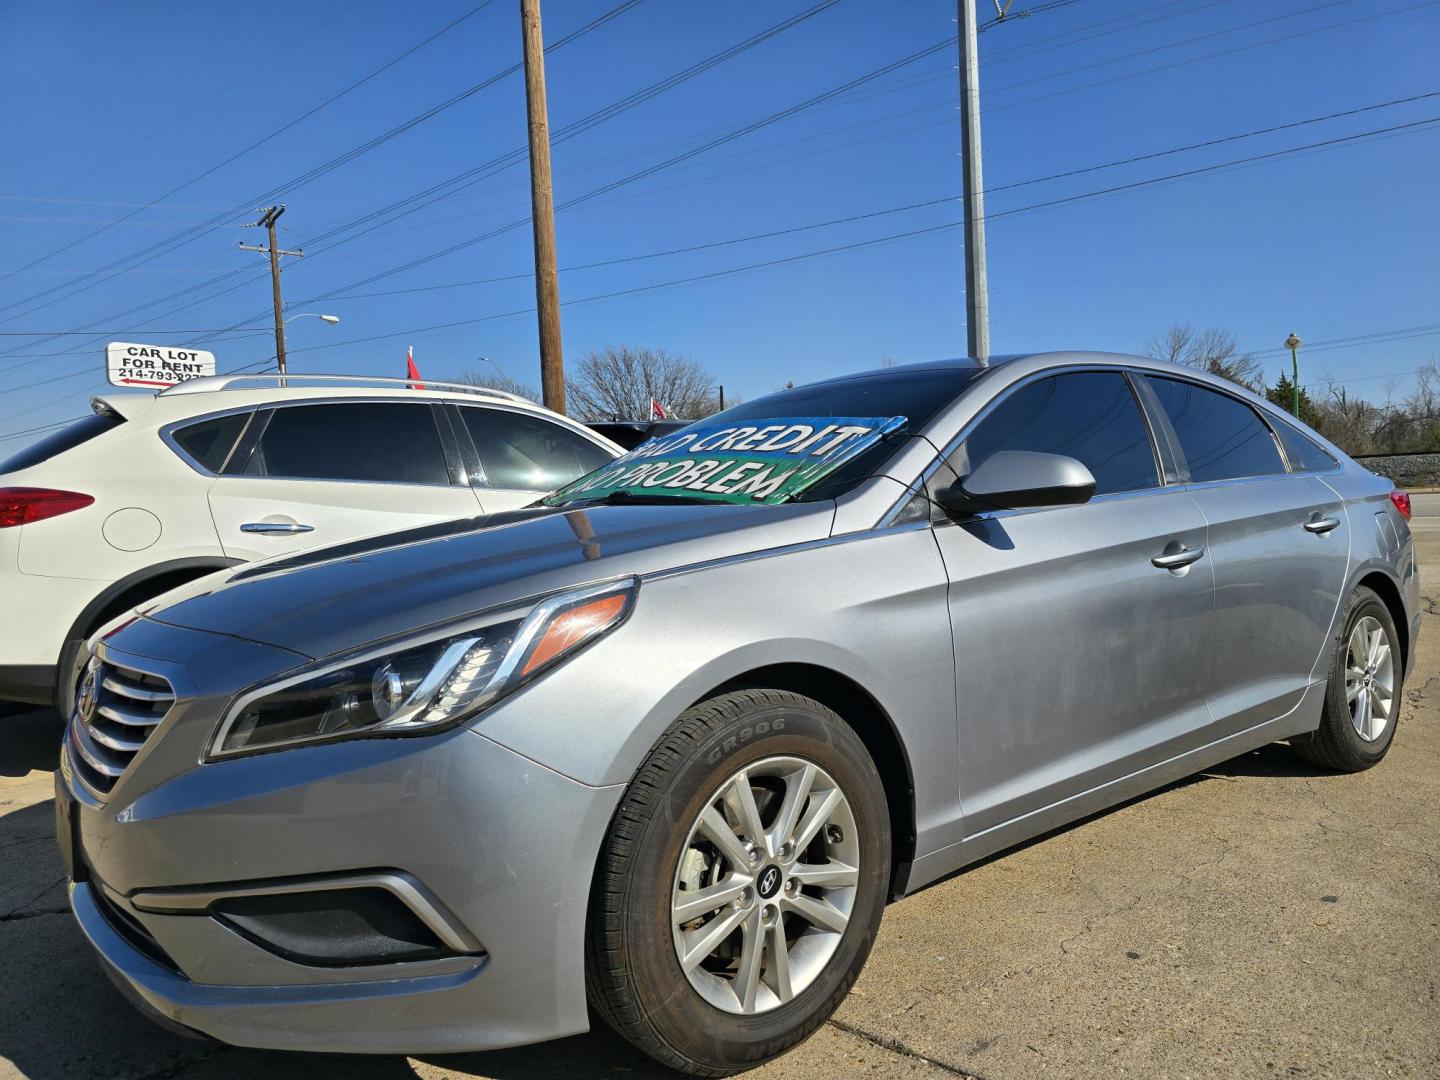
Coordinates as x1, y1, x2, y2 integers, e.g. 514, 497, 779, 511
3, 495, 1437, 1080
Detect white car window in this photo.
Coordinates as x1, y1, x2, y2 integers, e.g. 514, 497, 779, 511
245, 402, 450, 486
459, 408, 611, 491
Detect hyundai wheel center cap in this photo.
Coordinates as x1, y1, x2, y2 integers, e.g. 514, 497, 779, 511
757, 864, 783, 900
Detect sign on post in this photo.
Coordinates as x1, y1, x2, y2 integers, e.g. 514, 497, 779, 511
105, 342, 216, 389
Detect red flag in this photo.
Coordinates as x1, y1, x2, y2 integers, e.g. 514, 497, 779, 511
406, 346, 425, 389
650, 397, 667, 420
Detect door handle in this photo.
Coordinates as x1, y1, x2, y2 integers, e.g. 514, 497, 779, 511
240, 522, 314, 535
1152, 545, 1205, 570
1303, 516, 1341, 535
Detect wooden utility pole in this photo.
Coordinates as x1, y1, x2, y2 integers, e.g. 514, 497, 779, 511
239, 205, 302, 375
520, 0, 566, 413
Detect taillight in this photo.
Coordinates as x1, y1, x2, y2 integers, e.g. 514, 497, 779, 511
0, 487, 95, 529
1390, 489, 1412, 520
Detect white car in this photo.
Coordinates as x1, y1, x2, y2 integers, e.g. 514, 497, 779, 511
0, 374, 623, 713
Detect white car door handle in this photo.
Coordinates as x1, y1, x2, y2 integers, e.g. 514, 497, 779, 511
1303, 516, 1341, 534
240, 522, 314, 535
1151, 545, 1205, 570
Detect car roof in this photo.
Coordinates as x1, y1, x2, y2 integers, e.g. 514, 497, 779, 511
91, 375, 584, 428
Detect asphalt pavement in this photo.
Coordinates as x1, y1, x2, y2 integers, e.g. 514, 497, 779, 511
2, 496, 1437, 1079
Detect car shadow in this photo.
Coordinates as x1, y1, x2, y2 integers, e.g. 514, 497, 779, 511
0, 705, 63, 777
911, 739, 1335, 895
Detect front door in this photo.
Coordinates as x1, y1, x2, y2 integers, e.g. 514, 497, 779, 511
208, 400, 483, 561
929, 371, 1215, 837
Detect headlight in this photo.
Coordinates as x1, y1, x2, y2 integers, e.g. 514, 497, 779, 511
208, 578, 636, 760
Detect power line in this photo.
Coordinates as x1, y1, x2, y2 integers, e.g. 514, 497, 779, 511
312, 90, 1440, 301
0, 1, 839, 377
243, 117, 1440, 360
0, 0, 641, 332
0, 0, 500, 296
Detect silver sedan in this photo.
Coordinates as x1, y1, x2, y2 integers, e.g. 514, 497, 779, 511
57, 352, 1418, 1075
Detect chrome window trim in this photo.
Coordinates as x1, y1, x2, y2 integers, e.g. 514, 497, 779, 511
876, 362, 1168, 529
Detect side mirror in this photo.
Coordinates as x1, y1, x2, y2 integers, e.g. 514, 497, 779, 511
934, 450, 1096, 516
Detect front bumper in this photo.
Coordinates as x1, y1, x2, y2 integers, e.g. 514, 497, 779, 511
59, 716, 624, 1053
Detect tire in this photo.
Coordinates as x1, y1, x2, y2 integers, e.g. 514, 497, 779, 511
1291, 586, 1402, 772
54, 637, 87, 719
586, 689, 890, 1076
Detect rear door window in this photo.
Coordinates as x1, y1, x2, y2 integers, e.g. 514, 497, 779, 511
171, 412, 249, 473
459, 407, 612, 491
244, 402, 450, 485
1143, 377, 1285, 483
947, 371, 1160, 496
0, 412, 124, 475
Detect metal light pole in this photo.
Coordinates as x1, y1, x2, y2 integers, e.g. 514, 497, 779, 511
1285, 332, 1302, 417
957, 0, 990, 365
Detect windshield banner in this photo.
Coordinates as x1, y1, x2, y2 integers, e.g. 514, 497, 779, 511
551, 416, 908, 506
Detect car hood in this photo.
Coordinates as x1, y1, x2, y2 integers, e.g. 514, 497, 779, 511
143, 500, 834, 659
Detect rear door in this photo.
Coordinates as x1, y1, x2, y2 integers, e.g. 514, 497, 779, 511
1139, 375, 1351, 735
452, 404, 617, 512
208, 400, 483, 561
930, 370, 1215, 837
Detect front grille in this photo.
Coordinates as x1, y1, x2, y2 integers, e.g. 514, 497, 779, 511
69, 658, 174, 797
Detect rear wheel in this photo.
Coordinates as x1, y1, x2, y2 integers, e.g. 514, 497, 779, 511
587, 689, 889, 1076
1291, 585, 1401, 772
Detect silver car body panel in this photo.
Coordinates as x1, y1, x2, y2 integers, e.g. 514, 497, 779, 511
58, 351, 1417, 1053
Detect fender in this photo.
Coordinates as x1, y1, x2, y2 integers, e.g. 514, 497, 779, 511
64, 556, 243, 648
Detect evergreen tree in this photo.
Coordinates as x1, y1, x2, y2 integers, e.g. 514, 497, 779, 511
1266, 370, 1323, 429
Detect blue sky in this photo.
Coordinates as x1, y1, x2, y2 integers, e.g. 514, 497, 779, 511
1, 0, 1436, 440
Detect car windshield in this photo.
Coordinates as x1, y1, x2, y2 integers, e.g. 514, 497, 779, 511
546, 366, 983, 507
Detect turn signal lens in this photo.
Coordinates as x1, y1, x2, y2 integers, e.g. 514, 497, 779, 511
521, 593, 629, 676
0, 487, 94, 529
1390, 489, 1411, 520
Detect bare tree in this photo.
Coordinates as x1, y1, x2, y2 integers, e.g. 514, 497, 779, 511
566, 346, 721, 421
450, 368, 541, 403
1144, 323, 1263, 390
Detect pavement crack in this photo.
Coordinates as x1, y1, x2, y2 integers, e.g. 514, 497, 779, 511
127, 1046, 230, 1080
828, 1018, 991, 1078
0, 905, 69, 922
0, 875, 65, 920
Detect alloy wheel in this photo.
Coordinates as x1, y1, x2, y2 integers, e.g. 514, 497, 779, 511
670, 755, 860, 1015
1345, 614, 1395, 742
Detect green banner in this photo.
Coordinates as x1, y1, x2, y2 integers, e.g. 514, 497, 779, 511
548, 416, 907, 506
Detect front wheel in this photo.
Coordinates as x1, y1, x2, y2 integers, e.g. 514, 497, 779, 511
587, 689, 890, 1076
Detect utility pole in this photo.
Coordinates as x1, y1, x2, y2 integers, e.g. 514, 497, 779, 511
239, 205, 302, 375
520, 0, 566, 414
1285, 332, 1303, 417
957, 0, 993, 364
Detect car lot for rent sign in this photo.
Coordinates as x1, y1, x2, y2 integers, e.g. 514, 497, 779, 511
548, 416, 908, 506
106, 342, 216, 388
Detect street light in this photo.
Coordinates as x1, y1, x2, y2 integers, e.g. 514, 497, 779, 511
1284, 332, 1302, 418
286, 312, 340, 326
